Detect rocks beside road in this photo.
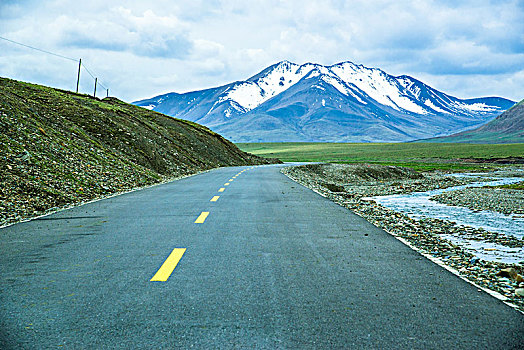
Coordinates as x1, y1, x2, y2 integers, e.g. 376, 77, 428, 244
0, 155, 192, 227
283, 163, 524, 311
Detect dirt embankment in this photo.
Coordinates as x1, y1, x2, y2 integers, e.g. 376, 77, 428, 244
0, 77, 279, 226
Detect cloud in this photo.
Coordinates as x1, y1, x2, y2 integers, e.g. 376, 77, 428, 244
0, 0, 28, 20
56, 7, 193, 58
0, 0, 523, 101
416, 70, 524, 101
422, 41, 524, 75
191, 58, 227, 77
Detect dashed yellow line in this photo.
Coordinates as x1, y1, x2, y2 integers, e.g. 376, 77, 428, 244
194, 211, 209, 223
150, 248, 186, 282
150, 168, 258, 282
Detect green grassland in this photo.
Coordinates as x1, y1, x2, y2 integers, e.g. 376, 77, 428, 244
237, 142, 524, 171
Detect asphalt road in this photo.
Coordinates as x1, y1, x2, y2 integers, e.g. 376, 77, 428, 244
1, 164, 522, 349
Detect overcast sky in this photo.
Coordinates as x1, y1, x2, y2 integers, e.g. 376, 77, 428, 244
1, 0, 523, 102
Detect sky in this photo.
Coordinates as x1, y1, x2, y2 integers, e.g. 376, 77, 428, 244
1, 0, 523, 102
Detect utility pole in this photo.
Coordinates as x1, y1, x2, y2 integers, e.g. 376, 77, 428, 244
106, 89, 109, 97
93, 77, 97, 98
76, 58, 81, 93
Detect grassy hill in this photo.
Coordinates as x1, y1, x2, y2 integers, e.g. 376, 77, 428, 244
419, 98, 524, 143
0, 77, 276, 226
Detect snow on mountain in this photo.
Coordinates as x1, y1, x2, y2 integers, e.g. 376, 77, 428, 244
221, 61, 445, 115
205, 60, 505, 117
218, 83, 261, 110
305, 67, 370, 105
217, 61, 316, 111
329, 62, 427, 114
133, 60, 515, 142
424, 99, 447, 113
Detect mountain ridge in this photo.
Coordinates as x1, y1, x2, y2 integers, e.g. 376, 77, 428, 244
419, 98, 524, 143
134, 60, 515, 142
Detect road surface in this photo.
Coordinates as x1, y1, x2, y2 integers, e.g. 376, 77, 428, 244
1, 164, 522, 348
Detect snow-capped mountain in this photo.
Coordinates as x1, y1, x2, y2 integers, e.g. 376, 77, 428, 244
134, 61, 515, 142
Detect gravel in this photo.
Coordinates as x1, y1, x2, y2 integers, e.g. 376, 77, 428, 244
431, 187, 524, 216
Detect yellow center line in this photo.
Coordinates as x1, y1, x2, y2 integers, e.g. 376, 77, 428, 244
229, 179, 234, 181
224, 183, 230, 186
210, 196, 220, 202
218, 187, 225, 192
150, 248, 186, 282
194, 211, 209, 223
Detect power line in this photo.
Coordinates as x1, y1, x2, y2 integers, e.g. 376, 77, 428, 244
0, 35, 77, 62
1, 35, 111, 97
82, 63, 96, 79
81, 62, 109, 92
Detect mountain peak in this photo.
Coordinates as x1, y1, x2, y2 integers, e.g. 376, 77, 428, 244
330, 60, 358, 68
275, 59, 297, 67
134, 60, 515, 142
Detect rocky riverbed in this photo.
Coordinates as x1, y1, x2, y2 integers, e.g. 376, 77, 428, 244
431, 186, 524, 216
283, 163, 524, 311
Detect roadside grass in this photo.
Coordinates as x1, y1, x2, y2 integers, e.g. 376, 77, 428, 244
237, 142, 524, 172
494, 181, 524, 190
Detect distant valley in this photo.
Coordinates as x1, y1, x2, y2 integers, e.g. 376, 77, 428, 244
134, 61, 515, 143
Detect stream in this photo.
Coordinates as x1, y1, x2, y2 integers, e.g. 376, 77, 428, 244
372, 173, 524, 264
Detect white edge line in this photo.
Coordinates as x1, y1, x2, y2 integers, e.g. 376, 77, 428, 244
281, 168, 523, 315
